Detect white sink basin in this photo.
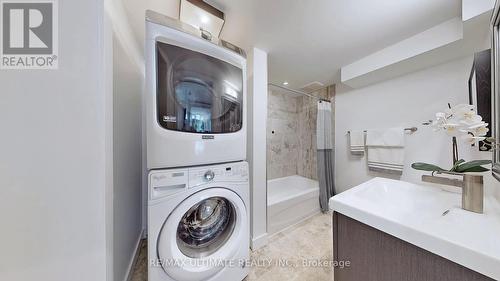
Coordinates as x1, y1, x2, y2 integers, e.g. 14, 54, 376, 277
329, 177, 500, 280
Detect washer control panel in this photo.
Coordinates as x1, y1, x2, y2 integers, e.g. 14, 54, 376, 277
188, 161, 249, 188
149, 161, 248, 200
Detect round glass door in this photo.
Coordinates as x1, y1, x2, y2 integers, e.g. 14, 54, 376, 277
156, 188, 247, 281
176, 197, 236, 258
156, 41, 243, 134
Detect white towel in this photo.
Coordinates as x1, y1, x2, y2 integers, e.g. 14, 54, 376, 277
365, 127, 405, 147
366, 147, 405, 174
349, 131, 365, 155
366, 128, 405, 174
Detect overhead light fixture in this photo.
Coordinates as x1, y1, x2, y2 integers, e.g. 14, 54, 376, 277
180, 0, 225, 41
283, 81, 289, 86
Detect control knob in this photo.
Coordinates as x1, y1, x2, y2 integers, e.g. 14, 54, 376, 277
204, 170, 215, 181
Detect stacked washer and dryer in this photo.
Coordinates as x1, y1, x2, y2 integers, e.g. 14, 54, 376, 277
145, 10, 249, 281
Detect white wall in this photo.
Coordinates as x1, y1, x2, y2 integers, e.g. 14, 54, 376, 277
112, 33, 143, 281
105, 1, 145, 280
0, 0, 112, 280
113, 0, 170, 239
336, 56, 497, 196
463, 0, 495, 21
247, 48, 269, 249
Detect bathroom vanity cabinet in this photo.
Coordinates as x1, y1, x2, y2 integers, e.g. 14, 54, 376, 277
332, 213, 494, 281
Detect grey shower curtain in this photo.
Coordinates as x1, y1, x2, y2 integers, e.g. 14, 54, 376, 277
317, 101, 335, 213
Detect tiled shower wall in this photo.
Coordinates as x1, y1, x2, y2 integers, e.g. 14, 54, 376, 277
267, 86, 334, 180
267, 91, 299, 180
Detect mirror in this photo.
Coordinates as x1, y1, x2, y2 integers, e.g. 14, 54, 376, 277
492, 2, 500, 181
469, 49, 492, 151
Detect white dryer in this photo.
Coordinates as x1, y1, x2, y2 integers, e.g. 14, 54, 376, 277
148, 161, 250, 281
145, 11, 247, 169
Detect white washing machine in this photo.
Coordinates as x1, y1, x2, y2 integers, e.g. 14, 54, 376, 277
145, 10, 247, 170
148, 161, 250, 281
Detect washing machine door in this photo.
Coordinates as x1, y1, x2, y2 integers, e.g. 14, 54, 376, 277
157, 187, 247, 281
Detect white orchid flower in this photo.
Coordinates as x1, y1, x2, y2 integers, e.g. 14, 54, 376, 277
432, 104, 489, 140
460, 134, 486, 145
475, 126, 489, 137
468, 121, 488, 129
445, 104, 478, 126
468, 122, 490, 136
442, 123, 461, 136
459, 114, 482, 126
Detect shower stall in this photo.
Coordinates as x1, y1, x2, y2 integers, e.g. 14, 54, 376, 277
266, 83, 334, 234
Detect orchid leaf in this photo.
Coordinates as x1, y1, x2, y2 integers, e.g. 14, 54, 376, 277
450, 159, 465, 172
459, 166, 490, 172
411, 163, 446, 172
455, 160, 492, 173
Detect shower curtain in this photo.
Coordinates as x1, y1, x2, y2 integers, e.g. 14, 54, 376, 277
317, 101, 335, 213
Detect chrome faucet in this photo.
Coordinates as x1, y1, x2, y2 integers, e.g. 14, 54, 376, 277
422, 171, 484, 214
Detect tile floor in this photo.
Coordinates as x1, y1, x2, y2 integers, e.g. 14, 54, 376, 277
130, 212, 333, 281
130, 239, 147, 281
244, 212, 333, 281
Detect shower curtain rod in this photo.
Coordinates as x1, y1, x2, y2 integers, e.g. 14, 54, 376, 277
268, 83, 331, 102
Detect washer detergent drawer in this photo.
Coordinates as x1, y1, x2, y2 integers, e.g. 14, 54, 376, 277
149, 169, 188, 200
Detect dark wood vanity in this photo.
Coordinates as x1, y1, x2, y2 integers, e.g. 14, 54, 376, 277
332, 212, 494, 281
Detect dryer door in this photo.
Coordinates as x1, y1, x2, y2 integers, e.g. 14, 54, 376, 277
157, 188, 247, 281
156, 42, 243, 134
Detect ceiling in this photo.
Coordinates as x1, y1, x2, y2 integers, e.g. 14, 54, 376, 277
121, 0, 462, 89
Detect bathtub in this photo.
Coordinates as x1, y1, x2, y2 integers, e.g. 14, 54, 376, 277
267, 175, 320, 235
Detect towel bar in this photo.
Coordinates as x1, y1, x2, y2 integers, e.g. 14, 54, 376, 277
347, 127, 418, 134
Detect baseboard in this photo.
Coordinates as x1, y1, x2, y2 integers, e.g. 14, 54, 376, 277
125, 229, 145, 281
251, 232, 268, 250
